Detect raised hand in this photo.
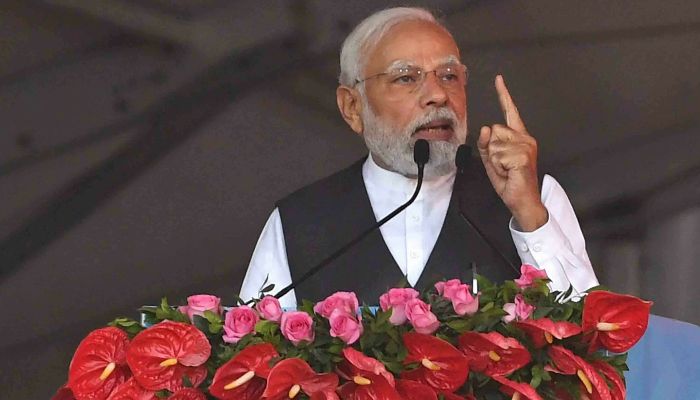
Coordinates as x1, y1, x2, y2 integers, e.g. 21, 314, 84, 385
477, 75, 548, 231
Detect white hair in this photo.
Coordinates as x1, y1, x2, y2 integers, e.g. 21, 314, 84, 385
338, 7, 442, 86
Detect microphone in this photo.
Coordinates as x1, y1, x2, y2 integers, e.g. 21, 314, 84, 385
454, 144, 519, 273
455, 144, 470, 175
273, 139, 430, 300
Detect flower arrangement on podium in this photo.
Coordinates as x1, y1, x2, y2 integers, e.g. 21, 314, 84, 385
55, 265, 652, 400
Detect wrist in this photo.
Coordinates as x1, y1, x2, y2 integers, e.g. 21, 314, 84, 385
511, 201, 548, 232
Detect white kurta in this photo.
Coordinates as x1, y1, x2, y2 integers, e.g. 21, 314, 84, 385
240, 155, 599, 307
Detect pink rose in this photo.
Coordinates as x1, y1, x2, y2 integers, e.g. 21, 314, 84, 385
255, 296, 283, 322
435, 279, 479, 316
223, 306, 259, 343
313, 292, 359, 319
379, 288, 420, 325
179, 294, 222, 321
404, 298, 440, 335
514, 264, 548, 289
280, 311, 315, 345
502, 294, 534, 323
434, 280, 450, 296
329, 309, 363, 344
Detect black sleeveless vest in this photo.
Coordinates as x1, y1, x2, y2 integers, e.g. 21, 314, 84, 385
277, 156, 520, 304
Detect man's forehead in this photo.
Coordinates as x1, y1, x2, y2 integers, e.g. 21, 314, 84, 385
366, 20, 460, 71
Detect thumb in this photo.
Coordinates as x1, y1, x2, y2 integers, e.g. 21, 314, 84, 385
477, 125, 491, 157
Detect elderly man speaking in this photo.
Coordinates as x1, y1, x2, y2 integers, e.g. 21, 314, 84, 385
240, 7, 599, 307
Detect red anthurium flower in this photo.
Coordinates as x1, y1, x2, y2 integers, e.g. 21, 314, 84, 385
513, 318, 582, 348
262, 358, 339, 400
547, 346, 612, 400
105, 378, 155, 400
400, 332, 469, 392
169, 388, 207, 400
51, 385, 76, 400
543, 346, 578, 375
582, 291, 652, 353
126, 321, 210, 392
395, 379, 437, 400
336, 347, 401, 400
68, 327, 131, 400
590, 361, 625, 400
209, 343, 279, 400
458, 331, 530, 377
491, 375, 543, 400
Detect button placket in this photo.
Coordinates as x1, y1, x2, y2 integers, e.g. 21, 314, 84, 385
405, 199, 423, 284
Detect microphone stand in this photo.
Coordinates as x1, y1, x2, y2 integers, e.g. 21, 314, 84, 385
454, 145, 519, 274
273, 140, 430, 300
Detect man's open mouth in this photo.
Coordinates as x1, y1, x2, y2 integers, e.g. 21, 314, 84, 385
413, 118, 454, 141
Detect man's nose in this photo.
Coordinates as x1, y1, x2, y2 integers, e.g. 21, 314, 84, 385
419, 72, 448, 107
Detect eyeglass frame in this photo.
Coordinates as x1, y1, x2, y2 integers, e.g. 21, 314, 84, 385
353, 61, 469, 93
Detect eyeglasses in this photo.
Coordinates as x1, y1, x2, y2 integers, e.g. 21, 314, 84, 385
355, 63, 468, 94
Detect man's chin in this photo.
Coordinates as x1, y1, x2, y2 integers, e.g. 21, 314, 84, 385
424, 162, 456, 179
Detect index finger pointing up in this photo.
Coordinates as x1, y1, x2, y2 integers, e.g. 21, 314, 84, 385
495, 75, 527, 132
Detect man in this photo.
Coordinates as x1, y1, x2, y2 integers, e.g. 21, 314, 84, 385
240, 7, 599, 307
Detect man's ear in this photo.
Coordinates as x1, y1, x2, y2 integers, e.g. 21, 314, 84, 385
336, 85, 363, 134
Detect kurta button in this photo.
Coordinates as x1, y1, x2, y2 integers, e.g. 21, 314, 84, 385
520, 243, 529, 252
532, 243, 542, 252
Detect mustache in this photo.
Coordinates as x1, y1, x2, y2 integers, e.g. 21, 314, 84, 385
408, 108, 459, 135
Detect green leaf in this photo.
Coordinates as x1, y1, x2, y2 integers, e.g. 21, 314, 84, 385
533, 306, 554, 319
373, 309, 392, 328
299, 300, 315, 316
530, 364, 545, 388
202, 310, 223, 334
446, 319, 470, 333
231, 294, 244, 306
255, 320, 279, 337
108, 317, 144, 337
260, 284, 275, 293
192, 315, 210, 333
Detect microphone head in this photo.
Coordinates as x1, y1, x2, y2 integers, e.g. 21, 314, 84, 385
455, 144, 471, 173
413, 139, 430, 166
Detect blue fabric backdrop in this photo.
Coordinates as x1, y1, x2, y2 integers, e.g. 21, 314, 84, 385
626, 315, 700, 399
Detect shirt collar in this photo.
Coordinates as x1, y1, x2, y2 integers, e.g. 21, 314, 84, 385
363, 153, 455, 198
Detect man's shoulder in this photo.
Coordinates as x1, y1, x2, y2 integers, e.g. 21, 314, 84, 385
276, 157, 367, 210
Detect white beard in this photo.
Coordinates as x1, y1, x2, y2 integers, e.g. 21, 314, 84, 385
360, 97, 467, 179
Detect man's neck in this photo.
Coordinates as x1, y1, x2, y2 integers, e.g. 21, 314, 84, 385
368, 152, 455, 181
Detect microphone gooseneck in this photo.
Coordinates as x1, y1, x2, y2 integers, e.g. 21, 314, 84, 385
273, 139, 431, 300
454, 144, 519, 274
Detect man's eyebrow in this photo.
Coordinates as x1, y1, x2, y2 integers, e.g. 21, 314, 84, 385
385, 59, 415, 70
385, 55, 462, 71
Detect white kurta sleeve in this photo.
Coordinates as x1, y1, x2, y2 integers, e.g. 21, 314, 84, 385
509, 174, 600, 296
239, 208, 298, 308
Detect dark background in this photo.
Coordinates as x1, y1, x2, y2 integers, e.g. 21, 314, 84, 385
1, 0, 699, 398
